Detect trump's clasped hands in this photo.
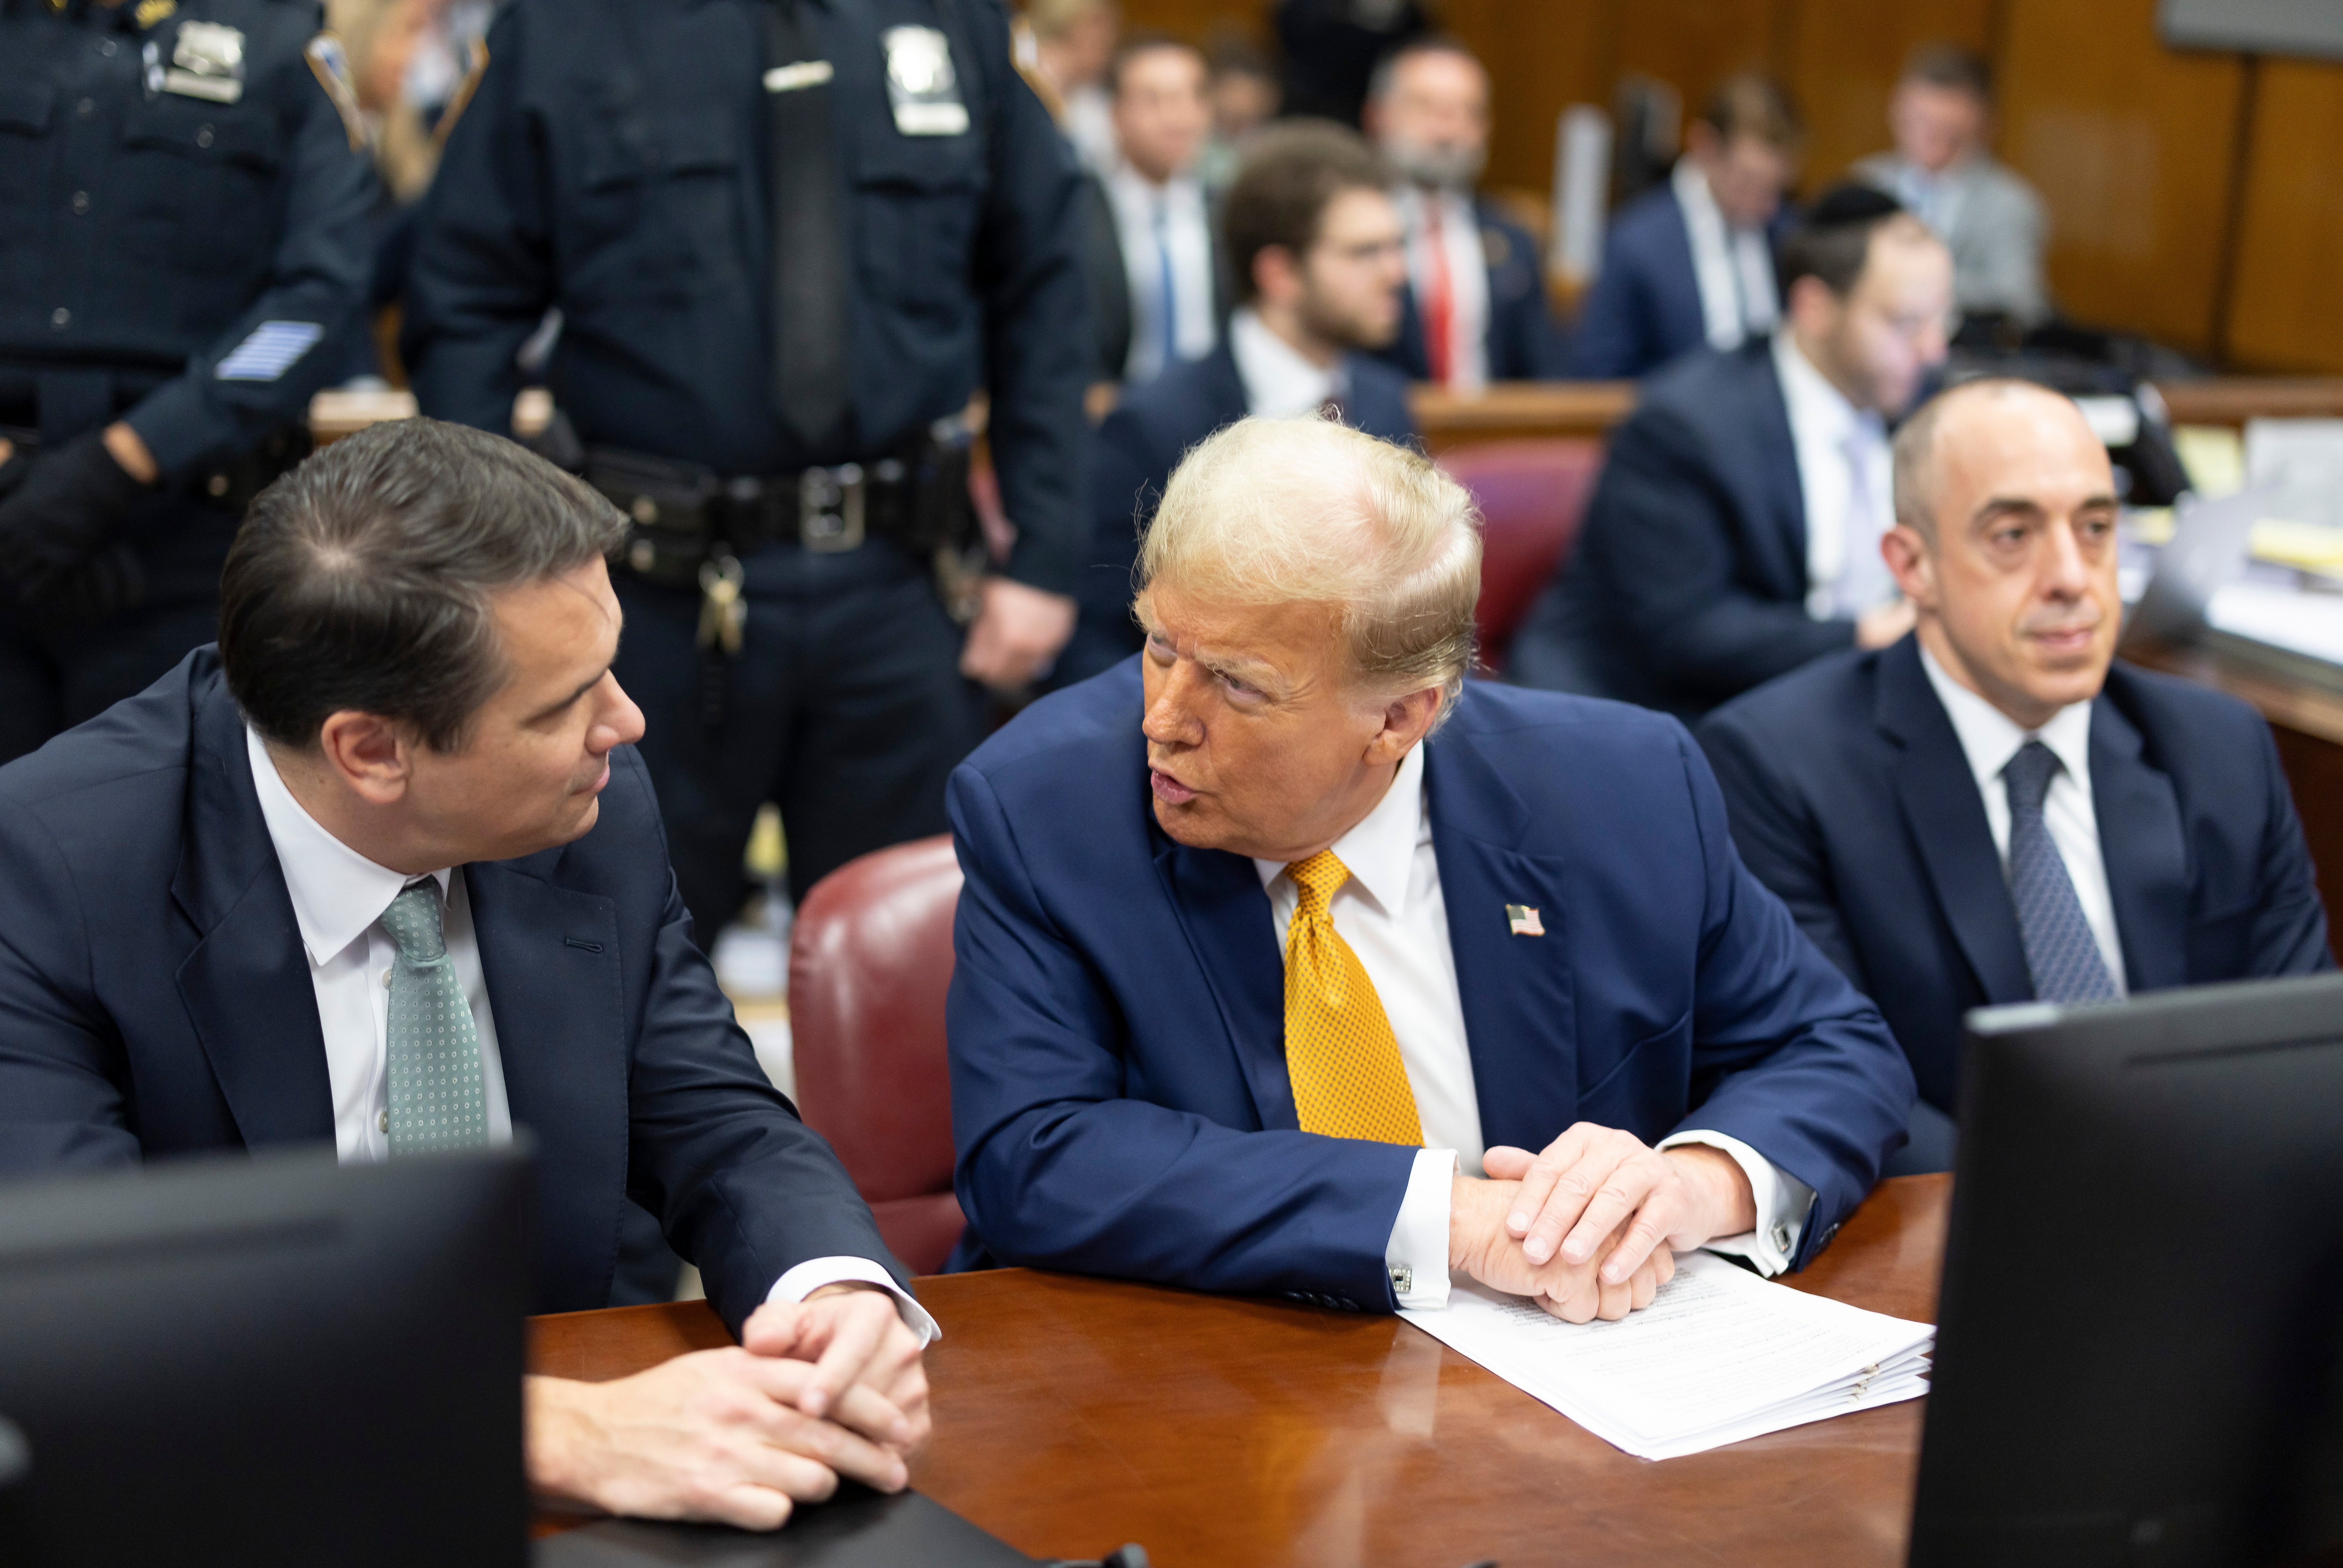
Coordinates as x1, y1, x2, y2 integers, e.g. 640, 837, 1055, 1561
1450, 1127, 1758, 1323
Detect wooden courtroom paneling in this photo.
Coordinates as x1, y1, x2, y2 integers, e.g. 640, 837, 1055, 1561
1995, 0, 2245, 359
2223, 58, 2343, 375
1781, 0, 1993, 190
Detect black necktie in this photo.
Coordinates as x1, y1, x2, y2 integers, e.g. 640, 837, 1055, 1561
764, 0, 852, 454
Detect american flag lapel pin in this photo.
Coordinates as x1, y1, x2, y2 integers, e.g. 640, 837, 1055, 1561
1505, 903, 1544, 936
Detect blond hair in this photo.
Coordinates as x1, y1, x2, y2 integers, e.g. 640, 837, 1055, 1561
1136, 415, 1482, 720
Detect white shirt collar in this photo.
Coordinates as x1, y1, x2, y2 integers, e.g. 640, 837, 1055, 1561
1773, 331, 1873, 448
1252, 741, 1425, 918
1917, 642, 2095, 796
1228, 306, 1343, 419
244, 725, 454, 967
1107, 160, 1200, 208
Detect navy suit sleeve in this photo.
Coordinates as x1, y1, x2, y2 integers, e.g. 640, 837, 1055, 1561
610, 756, 900, 1335
945, 765, 1416, 1311
1593, 407, 1854, 705
0, 811, 137, 1171
402, 9, 549, 435
1565, 234, 1646, 380
2243, 722, 2335, 976
1696, 709, 1871, 991
1665, 729, 1913, 1263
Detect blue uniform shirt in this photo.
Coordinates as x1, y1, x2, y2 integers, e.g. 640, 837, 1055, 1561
0, 0, 379, 478
402, 0, 1093, 596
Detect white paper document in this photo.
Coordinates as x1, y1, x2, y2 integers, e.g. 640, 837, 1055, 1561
1400, 1252, 1933, 1460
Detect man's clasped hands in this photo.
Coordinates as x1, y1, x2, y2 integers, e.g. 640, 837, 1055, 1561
1451, 1124, 1759, 1323
526, 1284, 930, 1530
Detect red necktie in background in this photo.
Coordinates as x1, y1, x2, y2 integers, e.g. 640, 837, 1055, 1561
1421, 200, 1455, 387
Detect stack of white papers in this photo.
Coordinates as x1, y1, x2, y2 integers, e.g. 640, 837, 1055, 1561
1400, 1252, 1933, 1459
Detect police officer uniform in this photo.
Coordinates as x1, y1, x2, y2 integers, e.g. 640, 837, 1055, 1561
0, 0, 379, 764
403, 0, 1090, 936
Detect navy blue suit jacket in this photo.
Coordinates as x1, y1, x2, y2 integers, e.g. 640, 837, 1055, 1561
1568, 183, 1791, 381
944, 664, 1915, 1310
1509, 338, 1851, 718
1056, 340, 1418, 687
1699, 637, 2333, 1115
1373, 201, 1568, 383
0, 652, 898, 1334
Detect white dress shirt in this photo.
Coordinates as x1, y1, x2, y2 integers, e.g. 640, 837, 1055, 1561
1228, 305, 1343, 418
1674, 158, 1779, 352
244, 728, 936, 1340
1773, 333, 1897, 619
1106, 163, 1217, 384
1252, 744, 1816, 1311
1917, 648, 2129, 992
1395, 185, 1491, 391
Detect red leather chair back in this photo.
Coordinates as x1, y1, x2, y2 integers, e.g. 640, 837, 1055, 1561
1442, 439, 1605, 671
786, 835, 966, 1275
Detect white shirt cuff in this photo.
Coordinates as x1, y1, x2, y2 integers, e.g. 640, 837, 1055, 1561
1656, 1130, 1817, 1277
766, 1255, 941, 1347
1385, 1147, 1458, 1310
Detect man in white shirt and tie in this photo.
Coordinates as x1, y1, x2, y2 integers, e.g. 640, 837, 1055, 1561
1361, 36, 1566, 387
1700, 378, 2331, 1170
0, 419, 938, 1530
1514, 185, 1952, 716
1085, 31, 1221, 384
1570, 73, 1805, 380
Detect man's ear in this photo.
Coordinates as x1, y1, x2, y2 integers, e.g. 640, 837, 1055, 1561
1365, 686, 1443, 766
1882, 523, 1937, 611
315, 709, 415, 807
1252, 244, 1301, 309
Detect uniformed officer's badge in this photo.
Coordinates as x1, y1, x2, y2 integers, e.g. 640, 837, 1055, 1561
163, 19, 246, 103
305, 33, 369, 150
883, 25, 967, 136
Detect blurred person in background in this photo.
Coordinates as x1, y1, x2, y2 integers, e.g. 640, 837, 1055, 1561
1056, 121, 1415, 687
1854, 44, 2048, 331
318, 0, 446, 387
1362, 36, 1567, 389
1081, 31, 1226, 386
1196, 32, 1279, 191
1272, 0, 1427, 126
1570, 73, 1803, 381
0, 0, 379, 765
1026, 0, 1119, 173
1515, 188, 1951, 717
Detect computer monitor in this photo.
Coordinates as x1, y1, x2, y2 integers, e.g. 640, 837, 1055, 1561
0, 1146, 531, 1567
1911, 972, 2343, 1567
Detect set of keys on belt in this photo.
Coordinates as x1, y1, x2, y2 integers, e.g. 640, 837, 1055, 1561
695, 555, 746, 656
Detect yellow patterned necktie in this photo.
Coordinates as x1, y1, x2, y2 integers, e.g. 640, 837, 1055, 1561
1281, 850, 1424, 1145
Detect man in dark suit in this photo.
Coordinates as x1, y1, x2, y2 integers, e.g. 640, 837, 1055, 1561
1057, 121, 1418, 688
1362, 37, 1568, 385
1569, 74, 1802, 381
1079, 31, 1230, 386
950, 415, 1914, 1324
1700, 380, 2331, 1171
0, 421, 930, 1531
1512, 188, 1952, 717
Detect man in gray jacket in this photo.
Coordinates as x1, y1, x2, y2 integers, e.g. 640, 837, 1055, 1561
1855, 45, 2048, 329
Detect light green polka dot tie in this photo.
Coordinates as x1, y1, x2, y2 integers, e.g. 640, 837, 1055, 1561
382, 881, 489, 1154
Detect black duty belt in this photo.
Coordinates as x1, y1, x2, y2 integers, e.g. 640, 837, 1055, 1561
589, 449, 927, 563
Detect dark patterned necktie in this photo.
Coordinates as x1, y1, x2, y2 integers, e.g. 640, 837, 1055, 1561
2003, 740, 2117, 1004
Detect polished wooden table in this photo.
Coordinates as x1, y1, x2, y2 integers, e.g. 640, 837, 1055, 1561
530, 1174, 1949, 1565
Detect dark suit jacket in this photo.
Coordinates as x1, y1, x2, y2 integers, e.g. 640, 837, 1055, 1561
1508, 337, 1852, 718
1568, 182, 1790, 381
1055, 338, 1419, 687
944, 666, 1916, 1310
0, 651, 898, 1334
1373, 199, 1569, 382
1078, 171, 1230, 385
1699, 637, 2334, 1115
